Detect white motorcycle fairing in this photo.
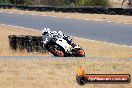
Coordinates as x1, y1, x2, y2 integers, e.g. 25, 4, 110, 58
56, 38, 72, 52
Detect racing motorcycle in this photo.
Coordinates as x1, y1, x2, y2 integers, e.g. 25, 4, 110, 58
44, 37, 85, 57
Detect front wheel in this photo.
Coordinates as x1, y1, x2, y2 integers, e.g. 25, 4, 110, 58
76, 49, 85, 57
72, 48, 85, 57
48, 45, 65, 57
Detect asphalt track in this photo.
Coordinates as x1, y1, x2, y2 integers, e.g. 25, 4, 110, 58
0, 12, 132, 46
1, 56, 132, 60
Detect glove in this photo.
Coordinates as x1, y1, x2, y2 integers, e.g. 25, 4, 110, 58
67, 36, 73, 41
43, 38, 48, 44
43, 41, 47, 45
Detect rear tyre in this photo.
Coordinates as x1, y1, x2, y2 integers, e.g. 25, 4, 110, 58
48, 45, 65, 57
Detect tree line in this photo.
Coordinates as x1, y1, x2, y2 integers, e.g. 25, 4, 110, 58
0, 0, 111, 7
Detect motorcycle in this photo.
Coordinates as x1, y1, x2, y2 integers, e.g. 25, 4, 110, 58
44, 37, 85, 57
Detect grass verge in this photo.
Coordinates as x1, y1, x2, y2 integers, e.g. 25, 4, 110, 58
0, 59, 131, 88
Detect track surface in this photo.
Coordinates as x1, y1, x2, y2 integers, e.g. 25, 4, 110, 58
1, 56, 132, 60
0, 12, 132, 46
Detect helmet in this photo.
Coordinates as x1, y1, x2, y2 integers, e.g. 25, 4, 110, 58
51, 31, 57, 34
58, 31, 63, 37
50, 31, 58, 37
42, 28, 50, 35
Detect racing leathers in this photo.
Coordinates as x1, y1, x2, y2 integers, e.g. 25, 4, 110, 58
42, 29, 77, 48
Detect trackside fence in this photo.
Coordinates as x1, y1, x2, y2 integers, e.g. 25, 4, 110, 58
0, 4, 132, 16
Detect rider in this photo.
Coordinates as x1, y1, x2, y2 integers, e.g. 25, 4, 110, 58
42, 28, 59, 44
42, 28, 51, 44
42, 28, 77, 48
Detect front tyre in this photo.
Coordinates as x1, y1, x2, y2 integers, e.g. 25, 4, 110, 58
76, 49, 85, 57
72, 48, 85, 57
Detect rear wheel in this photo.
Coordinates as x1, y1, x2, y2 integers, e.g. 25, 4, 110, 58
48, 45, 65, 57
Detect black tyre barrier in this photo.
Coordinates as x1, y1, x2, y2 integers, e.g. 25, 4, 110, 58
8, 35, 17, 50
123, 8, 132, 15
0, 4, 14, 9
0, 4, 132, 16
8, 35, 47, 53
108, 8, 124, 15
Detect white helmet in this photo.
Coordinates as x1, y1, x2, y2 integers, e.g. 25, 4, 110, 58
50, 31, 58, 37
51, 31, 57, 34
42, 28, 50, 35
58, 31, 63, 36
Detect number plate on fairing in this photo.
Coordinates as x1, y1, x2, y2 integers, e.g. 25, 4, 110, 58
56, 38, 72, 52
